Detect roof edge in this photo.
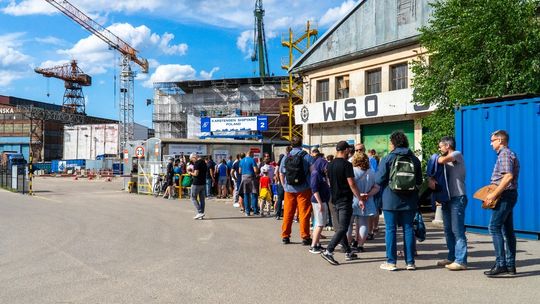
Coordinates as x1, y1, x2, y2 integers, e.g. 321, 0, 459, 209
291, 35, 419, 74
289, 0, 368, 73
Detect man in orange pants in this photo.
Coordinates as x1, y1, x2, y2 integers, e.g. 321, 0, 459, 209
280, 136, 313, 245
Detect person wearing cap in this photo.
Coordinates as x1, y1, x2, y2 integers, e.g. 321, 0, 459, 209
280, 137, 313, 245
320, 140, 363, 265
258, 166, 272, 216
188, 153, 208, 220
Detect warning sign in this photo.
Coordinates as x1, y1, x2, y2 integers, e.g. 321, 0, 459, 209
135, 146, 145, 158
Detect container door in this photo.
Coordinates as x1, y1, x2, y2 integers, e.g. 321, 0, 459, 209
361, 120, 414, 157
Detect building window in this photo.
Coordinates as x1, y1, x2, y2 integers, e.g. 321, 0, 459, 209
316, 79, 329, 102
335, 75, 349, 99
365, 69, 382, 94
390, 63, 408, 90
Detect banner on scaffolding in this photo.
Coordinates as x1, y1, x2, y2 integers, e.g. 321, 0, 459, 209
201, 116, 268, 132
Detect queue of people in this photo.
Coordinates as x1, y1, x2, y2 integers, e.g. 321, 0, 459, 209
174, 129, 519, 277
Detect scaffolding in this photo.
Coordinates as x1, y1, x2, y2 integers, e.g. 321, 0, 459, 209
152, 77, 286, 139
280, 21, 318, 141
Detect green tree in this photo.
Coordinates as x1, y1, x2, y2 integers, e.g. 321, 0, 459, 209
412, 0, 540, 159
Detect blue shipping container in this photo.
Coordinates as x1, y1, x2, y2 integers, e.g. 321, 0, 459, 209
112, 163, 123, 175
455, 97, 540, 238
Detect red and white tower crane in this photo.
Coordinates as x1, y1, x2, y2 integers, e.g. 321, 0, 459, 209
45, 0, 149, 147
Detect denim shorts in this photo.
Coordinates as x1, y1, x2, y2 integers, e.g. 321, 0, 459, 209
311, 202, 328, 227
218, 176, 228, 186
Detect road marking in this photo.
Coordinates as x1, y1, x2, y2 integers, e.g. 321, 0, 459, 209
33, 195, 62, 203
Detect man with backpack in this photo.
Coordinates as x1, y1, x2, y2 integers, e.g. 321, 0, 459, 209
376, 131, 422, 271
279, 137, 313, 245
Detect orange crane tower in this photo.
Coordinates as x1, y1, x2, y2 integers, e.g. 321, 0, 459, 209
45, 0, 149, 147
35, 60, 91, 114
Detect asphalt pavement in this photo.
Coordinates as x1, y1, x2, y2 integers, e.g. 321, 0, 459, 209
0, 177, 539, 304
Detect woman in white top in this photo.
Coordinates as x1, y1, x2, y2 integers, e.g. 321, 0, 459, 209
347, 152, 380, 252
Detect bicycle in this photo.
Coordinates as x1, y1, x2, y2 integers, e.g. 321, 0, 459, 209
153, 174, 166, 197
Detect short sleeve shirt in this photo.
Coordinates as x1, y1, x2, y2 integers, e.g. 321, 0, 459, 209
327, 158, 355, 204
240, 156, 256, 176
192, 159, 207, 185
445, 151, 466, 198
491, 147, 520, 190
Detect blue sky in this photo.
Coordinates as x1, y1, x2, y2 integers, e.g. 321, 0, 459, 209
0, 0, 357, 127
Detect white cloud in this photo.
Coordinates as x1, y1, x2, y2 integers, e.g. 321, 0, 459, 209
38, 59, 71, 69
236, 30, 253, 54
2, 0, 164, 16
55, 23, 188, 75
0, 32, 33, 87
2, 1, 351, 32
319, 0, 356, 26
144, 64, 196, 87
35, 36, 67, 46
200, 67, 220, 80
2, 0, 57, 16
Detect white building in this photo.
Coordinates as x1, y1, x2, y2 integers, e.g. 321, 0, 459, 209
290, 0, 435, 157
63, 123, 153, 159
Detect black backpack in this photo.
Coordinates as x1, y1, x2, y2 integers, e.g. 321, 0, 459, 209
284, 150, 307, 186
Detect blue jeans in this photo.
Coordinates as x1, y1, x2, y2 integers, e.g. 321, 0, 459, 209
191, 184, 206, 214
243, 193, 259, 215
275, 184, 284, 217
442, 195, 468, 265
488, 190, 518, 268
206, 178, 213, 196
383, 210, 416, 265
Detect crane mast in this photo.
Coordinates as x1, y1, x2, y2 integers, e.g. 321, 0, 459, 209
35, 60, 91, 114
251, 0, 270, 78
45, 0, 149, 148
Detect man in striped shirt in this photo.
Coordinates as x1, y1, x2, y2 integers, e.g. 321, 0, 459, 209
484, 130, 520, 277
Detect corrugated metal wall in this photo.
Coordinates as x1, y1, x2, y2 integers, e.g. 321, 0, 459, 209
455, 97, 540, 235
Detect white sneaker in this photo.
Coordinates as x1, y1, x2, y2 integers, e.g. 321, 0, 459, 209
193, 213, 203, 219
380, 263, 398, 271
233, 203, 240, 208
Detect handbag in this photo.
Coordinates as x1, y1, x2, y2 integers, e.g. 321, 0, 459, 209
473, 184, 499, 209
413, 212, 426, 242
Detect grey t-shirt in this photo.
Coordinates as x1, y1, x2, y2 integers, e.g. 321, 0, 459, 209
445, 151, 466, 197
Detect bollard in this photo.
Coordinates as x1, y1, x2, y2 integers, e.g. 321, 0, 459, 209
432, 204, 444, 225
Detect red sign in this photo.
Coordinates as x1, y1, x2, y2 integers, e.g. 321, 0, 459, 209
135, 146, 145, 158
123, 149, 129, 163
250, 147, 261, 153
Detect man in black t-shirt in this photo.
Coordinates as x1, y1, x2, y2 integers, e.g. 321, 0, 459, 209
189, 153, 208, 220
321, 141, 363, 265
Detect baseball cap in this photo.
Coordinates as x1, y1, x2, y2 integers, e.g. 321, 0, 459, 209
336, 141, 352, 151
189, 153, 197, 159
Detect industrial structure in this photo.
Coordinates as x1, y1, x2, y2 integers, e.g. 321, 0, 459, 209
152, 77, 287, 140
45, 0, 149, 149
251, 0, 270, 77
280, 21, 318, 141
0, 95, 115, 162
290, 0, 436, 157
34, 60, 91, 114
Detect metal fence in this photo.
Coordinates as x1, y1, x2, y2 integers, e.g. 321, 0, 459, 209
0, 165, 29, 194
